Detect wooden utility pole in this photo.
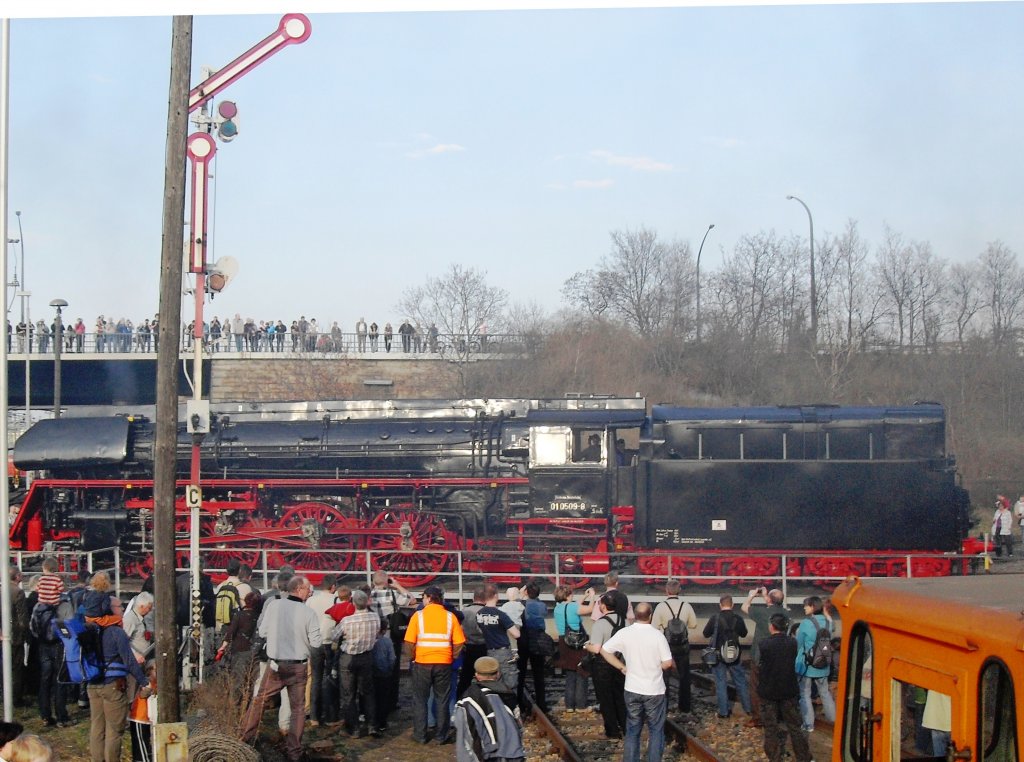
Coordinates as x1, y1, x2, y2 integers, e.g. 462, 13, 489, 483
154, 15, 192, 723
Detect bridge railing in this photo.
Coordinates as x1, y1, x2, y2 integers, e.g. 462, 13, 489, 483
7, 331, 531, 358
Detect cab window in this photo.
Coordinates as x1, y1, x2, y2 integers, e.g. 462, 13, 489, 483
841, 624, 873, 761
979, 659, 1018, 762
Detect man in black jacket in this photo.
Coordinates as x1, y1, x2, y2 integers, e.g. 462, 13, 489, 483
702, 594, 752, 718
757, 614, 812, 762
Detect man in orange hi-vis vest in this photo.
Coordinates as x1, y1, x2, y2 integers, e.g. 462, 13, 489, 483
404, 585, 466, 745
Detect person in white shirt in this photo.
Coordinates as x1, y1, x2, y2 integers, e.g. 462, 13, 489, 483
597, 602, 673, 762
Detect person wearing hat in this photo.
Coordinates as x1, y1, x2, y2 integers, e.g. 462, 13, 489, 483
453, 656, 525, 762
404, 585, 466, 744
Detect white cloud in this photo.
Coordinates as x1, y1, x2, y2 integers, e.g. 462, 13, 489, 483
590, 149, 672, 173
573, 178, 614, 190
407, 143, 466, 158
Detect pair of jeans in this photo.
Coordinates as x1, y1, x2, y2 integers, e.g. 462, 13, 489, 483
798, 674, 835, 729
517, 643, 547, 712
623, 690, 666, 762
339, 651, 377, 730
761, 697, 812, 762
411, 662, 453, 742
711, 660, 752, 716
564, 669, 589, 710
38, 642, 70, 723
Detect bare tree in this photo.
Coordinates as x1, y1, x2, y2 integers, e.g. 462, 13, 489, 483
714, 231, 787, 348
396, 264, 509, 392
980, 241, 1024, 350
945, 261, 985, 351
562, 227, 691, 338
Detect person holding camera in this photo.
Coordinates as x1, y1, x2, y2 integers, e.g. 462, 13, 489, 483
370, 572, 412, 717
742, 586, 789, 727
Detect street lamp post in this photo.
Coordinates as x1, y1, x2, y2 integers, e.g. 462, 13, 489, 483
14, 212, 28, 429
695, 223, 715, 342
50, 299, 67, 418
786, 195, 817, 347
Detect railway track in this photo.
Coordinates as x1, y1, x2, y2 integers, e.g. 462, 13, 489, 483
524, 669, 833, 761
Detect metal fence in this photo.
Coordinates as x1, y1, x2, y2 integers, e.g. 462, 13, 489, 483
180, 547, 984, 605
11, 546, 121, 596
7, 331, 532, 358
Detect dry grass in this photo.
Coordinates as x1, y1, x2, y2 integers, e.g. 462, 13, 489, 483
184, 660, 261, 762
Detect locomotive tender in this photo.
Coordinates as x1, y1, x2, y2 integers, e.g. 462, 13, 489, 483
9, 397, 972, 586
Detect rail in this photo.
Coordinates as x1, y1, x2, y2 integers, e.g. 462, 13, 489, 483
10, 546, 121, 596
6, 330, 533, 358
173, 546, 985, 601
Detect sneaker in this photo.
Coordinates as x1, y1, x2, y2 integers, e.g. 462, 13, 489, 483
306, 720, 319, 729
43, 719, 57, 728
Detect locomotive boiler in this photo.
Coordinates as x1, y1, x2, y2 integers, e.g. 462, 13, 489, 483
8, 397, 973, 586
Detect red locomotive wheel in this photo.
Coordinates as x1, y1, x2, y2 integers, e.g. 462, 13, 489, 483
367, 508, 458, 588
268, 502, 361, 573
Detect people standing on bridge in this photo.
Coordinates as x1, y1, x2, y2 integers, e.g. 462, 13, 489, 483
369, 321, 379, 351
383, 322, 393, 352
652, 579, 696, 714
795, 596, 836, 731
404, 585, 466, 744
596, 601, 673, 762
241, 575, 321, 762
742, 586, 789, 727
356, 317, 367, 352
703, 595, 752, 719
992, 495, 1014, 557
757, 613, 812, 762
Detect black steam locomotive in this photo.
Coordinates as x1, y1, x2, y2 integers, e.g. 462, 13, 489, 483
9, 397, 973, 586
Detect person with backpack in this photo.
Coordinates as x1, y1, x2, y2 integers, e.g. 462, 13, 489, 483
795, 596, 836, 731
215, 559, 252, 634
652, 579, 697, 713
517, 582, 551, 715
32, 584, 74, 728
584, 592, 628, 739
702, 594, 752, 719
86, 594, 151, 762
121, 592, 154, 666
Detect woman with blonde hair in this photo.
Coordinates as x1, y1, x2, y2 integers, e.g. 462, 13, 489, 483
5, 734, 56, 762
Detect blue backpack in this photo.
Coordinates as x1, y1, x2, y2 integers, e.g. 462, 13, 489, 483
56, 617, 106, 685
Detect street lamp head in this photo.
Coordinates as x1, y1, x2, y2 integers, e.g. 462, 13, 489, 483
786, 195, 794, 200
49, 298, 68, 309
708, 223, 715, 230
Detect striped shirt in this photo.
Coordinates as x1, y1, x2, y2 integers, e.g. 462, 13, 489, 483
339, 610, 382, 655
36, 573, 64, 606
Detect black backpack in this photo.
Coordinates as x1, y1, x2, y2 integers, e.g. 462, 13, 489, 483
387, 590, 410, 642
665, 600, 689, 649
805, 616, 833, 669
30, 602, 59, 645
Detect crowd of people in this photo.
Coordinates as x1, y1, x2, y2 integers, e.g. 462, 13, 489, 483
3, 560, 841, 762
990, 493, 1024, 557
6, 315, 459, 356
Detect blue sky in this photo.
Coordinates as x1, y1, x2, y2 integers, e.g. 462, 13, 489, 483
4, 2, 1023, 330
